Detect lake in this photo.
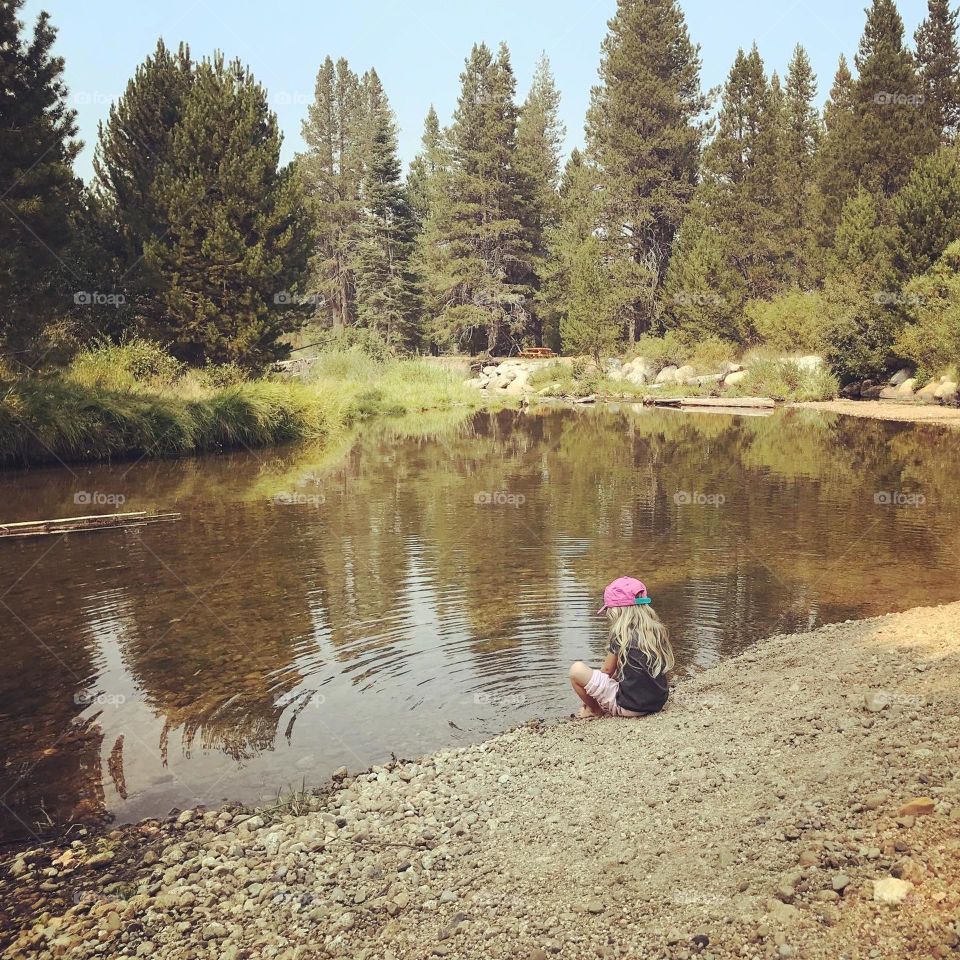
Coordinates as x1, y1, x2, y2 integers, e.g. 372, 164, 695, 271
1, 405, 957, 842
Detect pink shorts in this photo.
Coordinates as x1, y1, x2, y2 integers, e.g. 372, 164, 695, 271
584, 669, 644, 718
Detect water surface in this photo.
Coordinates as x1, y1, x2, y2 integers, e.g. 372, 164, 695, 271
1, 405, 958, 842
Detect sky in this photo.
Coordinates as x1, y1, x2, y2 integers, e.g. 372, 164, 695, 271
23, 0, 932, 183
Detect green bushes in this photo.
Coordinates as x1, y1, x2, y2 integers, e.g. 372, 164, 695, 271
0, 343, 479, 466
731, 359, 839, 402
745, 290, 831, 354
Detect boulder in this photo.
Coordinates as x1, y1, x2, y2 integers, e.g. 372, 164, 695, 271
889, 367, 913, 387
896, 378, 917, 396
840, 381, 862, 399
879, 387, 900, 400
674, 364, 697, 382
724, 370, 748, 387
504, 370, 532, 395
623, 357, 655, 384
687, 374, 724, 386
792, 355, 824, 372
873, 877, 913, 905
861, 382, 883, 399
721, 361, 744, 375
655, 365, 679, 384
935, 380, 958, 403
464, 378, 487, 390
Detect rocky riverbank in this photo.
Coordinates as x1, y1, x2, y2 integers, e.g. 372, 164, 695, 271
3, 602, 959, 960
798, 399, 960, 428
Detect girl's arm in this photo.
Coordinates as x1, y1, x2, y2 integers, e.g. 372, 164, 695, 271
601, 652, 618, 677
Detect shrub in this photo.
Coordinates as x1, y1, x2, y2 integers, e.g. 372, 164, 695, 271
747, 289, 831, 354
627, 331, 689, 372
894, 239, 960, 380
733, 359, 839, 402
68, 339, 185, 392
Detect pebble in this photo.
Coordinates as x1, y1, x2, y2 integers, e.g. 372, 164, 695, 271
898, 798, 936, 817
873, 877, 914, 905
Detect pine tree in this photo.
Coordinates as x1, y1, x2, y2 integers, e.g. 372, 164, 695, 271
92, 40, 192, 329
430, 43, 531, 354
407, 105, 444, 225
850, 0, 938, 198
780, 45, 822, 284
0, 0, 81, 359
817, 55, 859, 234
352, 70, 420, 347
560, 235, 621, 362
585, 0, 707, 338
300, 56, 365, 328
915, 0, 960, 141
698, 45, 786, 302
662, 214, 749, 342
516, 53, 565, 345
142, 55, 312, 369
409, 107, 452, 345
892, 145, 960, 279
538, 149, 601, 352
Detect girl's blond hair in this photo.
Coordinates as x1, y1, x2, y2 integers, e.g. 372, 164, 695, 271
606, 604, 674, 678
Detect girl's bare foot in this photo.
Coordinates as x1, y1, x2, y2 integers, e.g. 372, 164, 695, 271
576, 705, 600, 719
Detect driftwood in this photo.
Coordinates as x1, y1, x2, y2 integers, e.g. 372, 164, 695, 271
644, 396, 776, 410
0, 511, 182, 539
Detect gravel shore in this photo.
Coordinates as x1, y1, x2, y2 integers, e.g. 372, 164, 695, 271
796, 399, 960, 428
3, 602, 959, 960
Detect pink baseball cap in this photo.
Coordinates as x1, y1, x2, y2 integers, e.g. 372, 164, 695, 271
597, 576, 650, 614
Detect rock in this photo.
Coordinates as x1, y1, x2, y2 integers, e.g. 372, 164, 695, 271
935, 380, 958, 402
873, 877, 913, 905
585, 897, 605, 914
721, 361, 743, 375
840, 381, 862, 399
889, 367, 913, 387
674, 364, 696, 381
687, 374, 724, 386
879, 387, 900, 400
724, 370, 748, 387
898, 798, 935, 817
655, 365, 679, 385
896, 378, 917, 396
861, 384, 884, 399
766, 899, 801, 924
528, 951, 550, 960
202, 922, 228, 940
864, 690, 892, 712
916, 379, 942, 400
831, 874, 851, 893
439, 889, 458, 904
793, 355, 824, 372
136, 944, 156, 957
464, 378, 486, 390
863, 789, 891, 811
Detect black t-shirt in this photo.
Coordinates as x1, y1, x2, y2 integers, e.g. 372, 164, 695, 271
609, 639, 669, 713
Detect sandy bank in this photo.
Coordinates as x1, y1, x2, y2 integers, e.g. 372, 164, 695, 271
796, 398, 960, 428
3, 602, 959, 959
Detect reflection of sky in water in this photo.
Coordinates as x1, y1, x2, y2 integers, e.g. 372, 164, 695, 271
1, 405, 958, 839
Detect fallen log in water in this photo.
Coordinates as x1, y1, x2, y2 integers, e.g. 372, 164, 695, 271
0, 511, 182, 539
644, 396, 776, 410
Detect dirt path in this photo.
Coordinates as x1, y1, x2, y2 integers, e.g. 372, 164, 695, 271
3, 603, 959, 960
796, 399, 960, 428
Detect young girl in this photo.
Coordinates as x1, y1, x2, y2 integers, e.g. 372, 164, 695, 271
569, 576, 674, 718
